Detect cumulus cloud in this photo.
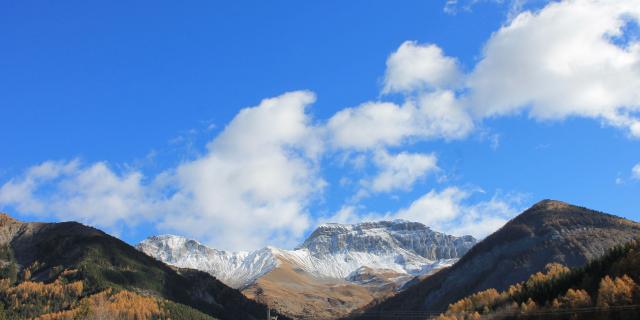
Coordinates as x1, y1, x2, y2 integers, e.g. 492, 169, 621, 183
367, 150, 438, 193
383, 41, 462, 93
468, 0, 640, 136
415, 90, 474, 139
161, 91, 325, 250
397, 188, 525, 238
327, 39, 475, 150
324, 187, 524, 239
0, 159, 156, 228
0, 91, 325, 251
377, 0, 640, 141
392, 188, 523, 238
327, 90, 473, 149
327, 102, 414, 149
393, 187, 468, 226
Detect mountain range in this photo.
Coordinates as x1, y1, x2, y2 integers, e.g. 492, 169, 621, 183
138, 220, 476, 319
0, 199, 637, 320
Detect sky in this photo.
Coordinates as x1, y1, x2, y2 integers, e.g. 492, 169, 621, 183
1, 0, 640, 251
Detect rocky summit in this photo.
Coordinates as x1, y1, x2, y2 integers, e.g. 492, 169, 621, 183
138, 220, 476, 319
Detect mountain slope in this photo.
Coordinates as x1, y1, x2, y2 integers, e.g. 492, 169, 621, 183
355, 200, 640, 318
438, 238, 640, 319
242, 257, 379, 319
0, 213, 283, 320
139, 220, 476, 319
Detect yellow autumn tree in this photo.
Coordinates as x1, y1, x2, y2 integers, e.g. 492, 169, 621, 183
551, 288, 591, 309
596, 275, 636, 307
447, 288, 501, 315
37, 288, 165, 320
524, 263, 570, 289
519, 298, 537, 313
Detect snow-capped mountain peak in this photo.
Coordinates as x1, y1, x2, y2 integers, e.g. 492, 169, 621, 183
298, 220, 475, 259
137, 221, 476, 288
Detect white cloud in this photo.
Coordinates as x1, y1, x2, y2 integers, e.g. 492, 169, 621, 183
159, 91, 325, 250
444, 0, 535, 19
394, 188, 524, 238
414, 90, 474, 140
401, 188, 525, 238
322, 206, 362, 225
325, 187, 524, 239
368, 150, 438, 193
0, 160, 79, 213
0, 159, 156, 228
0, 91, 326, 251
381, 0, 640, 140
393, 187, 468, 226
383, 41, 462, 93
327, 101, 414, 150
468, 0, 640, 136
443, 194, 522, 238
327, 90, 473, 149
632, 163, 640, 180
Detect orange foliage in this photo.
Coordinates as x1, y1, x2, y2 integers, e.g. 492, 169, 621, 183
506, 283, 523, 296
438, 264, 573, 319
519, 298, 537, 313
551, 288, 591, 309
596, 275, 636, 307
444, 288, 502, 319
1, 279, 84, 315
37, 289, 165, 320
524, 263, 570, 289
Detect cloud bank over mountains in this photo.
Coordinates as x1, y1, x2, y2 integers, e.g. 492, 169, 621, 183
1, 0, 639, 250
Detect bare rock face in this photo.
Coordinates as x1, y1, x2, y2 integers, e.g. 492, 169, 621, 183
298, 220, 476, 260
138, 220, 476, 319
0, 213, 24, 245
357, 200, 640, 317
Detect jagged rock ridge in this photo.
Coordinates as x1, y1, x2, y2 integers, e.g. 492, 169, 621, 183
138, 220, 477, 319
137, 220, 476, 288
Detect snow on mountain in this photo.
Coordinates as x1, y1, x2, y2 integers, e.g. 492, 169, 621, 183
137, 220, 476, 288
136, 235, 278, 288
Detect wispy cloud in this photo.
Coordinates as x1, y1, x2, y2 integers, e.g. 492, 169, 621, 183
632, 163, 640, 180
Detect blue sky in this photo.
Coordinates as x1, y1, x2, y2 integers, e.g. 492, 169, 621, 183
1, 0, 639, 251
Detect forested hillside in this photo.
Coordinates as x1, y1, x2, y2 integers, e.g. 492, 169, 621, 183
437, 239, 640, 319
0, 213, 282, 320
